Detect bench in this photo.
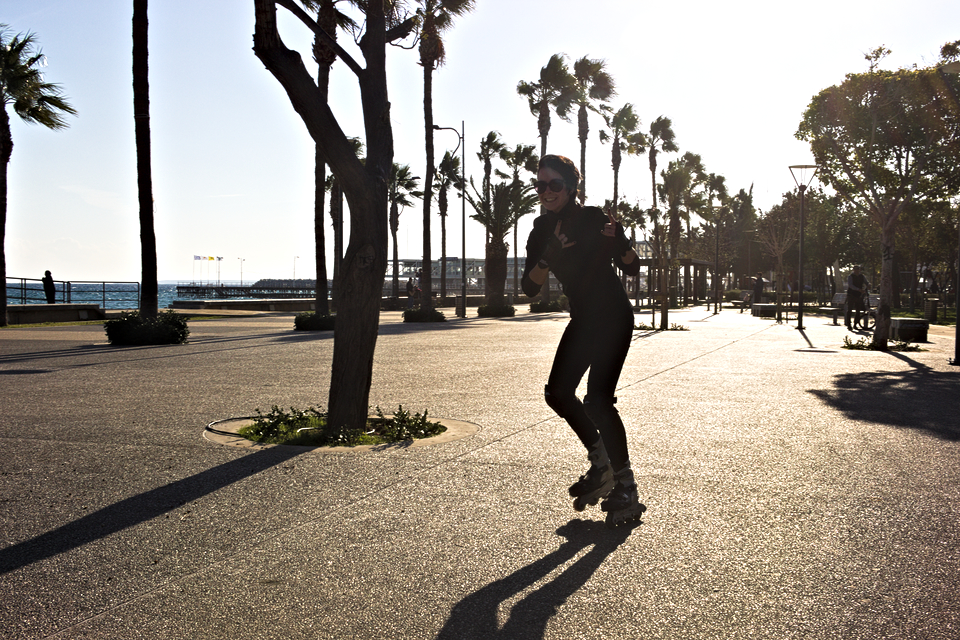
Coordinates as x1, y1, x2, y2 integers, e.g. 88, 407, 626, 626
752, 303, 777, 318
729, 294, 751, 312
818, 293, 847, 325
890, 317, 929, 342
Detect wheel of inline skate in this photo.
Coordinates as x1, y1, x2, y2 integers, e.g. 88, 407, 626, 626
605, 503, 647, 528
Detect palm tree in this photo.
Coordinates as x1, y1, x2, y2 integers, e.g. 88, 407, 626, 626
645, 116, 678, 327
466, 180, 539, 306
416, 0, 475, 311
517, 54, 577, 304
646, 115, 678, 215
572, 56, 615, 204
703, 172, 728, 308
389, 163, 422, 299
497, 144, 538, 296
517, 53, 577, 160
435, 149, 461, 300
132, 0, 157, 318
0, 25, 76, 326
476, 131, 505, 245
599, 104, 645, 213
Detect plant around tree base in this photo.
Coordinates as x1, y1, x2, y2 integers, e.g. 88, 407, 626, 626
842, 336, 924, 352
238, 404, 446, 447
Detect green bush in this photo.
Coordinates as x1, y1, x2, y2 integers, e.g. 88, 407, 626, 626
294, 312, 335, 331
238, 404, 446, 447
477, 304, 516, 317
530, 299, 563, 313
403, 307, 446, 322
104, 310, 189, 345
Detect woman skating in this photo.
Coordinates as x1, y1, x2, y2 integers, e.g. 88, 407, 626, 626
521, 154, 645, 527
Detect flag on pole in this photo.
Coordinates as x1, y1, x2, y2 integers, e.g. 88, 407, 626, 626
194, 255, 203, 260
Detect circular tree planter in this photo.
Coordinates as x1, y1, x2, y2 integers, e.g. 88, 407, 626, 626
204, 416, 479, 453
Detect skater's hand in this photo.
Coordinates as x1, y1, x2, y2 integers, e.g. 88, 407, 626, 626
541, 221, 575, 267
602, 209, 618, 237
602, 210, 632, 255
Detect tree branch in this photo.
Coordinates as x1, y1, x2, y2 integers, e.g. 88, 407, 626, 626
385, 17, 416, 44
274, 0, 363, 76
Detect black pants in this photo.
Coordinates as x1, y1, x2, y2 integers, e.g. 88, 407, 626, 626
845, 293, 864, 326
544, 302, 633, 470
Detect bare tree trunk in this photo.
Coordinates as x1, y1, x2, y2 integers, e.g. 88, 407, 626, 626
331, 180, 342, 310
440, 210, 447, 302
315, 150, 329, 315
872, 224, 895, 350
133, 0, 158, 317
0, 104, 11, 326
578, 104, 588, 205
421, 65, 434, 310
253, 0, 391, 430
485, 239, 508, 306
390, 200, 400, 298
538, 127, 551, 304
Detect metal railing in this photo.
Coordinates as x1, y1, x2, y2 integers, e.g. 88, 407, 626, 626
6, 278, 140, 309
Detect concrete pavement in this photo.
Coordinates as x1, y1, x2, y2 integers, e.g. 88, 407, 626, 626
1, 306, 959, 639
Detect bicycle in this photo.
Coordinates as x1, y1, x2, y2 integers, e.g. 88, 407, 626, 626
853, 293, 876, 330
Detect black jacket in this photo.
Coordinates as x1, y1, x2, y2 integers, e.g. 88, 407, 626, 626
521, 203, 639, 317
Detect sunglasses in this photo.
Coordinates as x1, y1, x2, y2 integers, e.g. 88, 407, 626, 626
534, 179, 569, 194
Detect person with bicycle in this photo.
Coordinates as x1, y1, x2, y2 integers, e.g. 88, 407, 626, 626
845, 265, 869, 330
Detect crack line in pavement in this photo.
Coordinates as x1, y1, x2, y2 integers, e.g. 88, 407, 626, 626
616, 323, 775, 393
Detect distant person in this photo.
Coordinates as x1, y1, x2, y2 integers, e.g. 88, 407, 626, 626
845, 265, 869, 330
521, 154, 645, 527
406, 277, 414, 308
41, 270, 56, 304
753, 272, 764, 306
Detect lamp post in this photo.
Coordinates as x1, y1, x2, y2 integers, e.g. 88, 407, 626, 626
238, 257, 245, 287
433, 121, 466, 317
789, 165, 818, 330
939, 61, 960, 364
293, 255, 299, 281
713, 206, 722, 314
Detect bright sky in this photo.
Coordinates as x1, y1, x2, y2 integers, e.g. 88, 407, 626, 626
4, 0, 958, 284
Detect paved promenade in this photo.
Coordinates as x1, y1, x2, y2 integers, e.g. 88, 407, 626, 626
1, 306, 958, 639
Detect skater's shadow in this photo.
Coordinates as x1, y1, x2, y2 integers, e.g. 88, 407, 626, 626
436, 518, 638, 640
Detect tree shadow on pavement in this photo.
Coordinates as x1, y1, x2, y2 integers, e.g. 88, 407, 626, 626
436, 518, 637, 640
0, 446, 305, 575
809, 355, 960, 440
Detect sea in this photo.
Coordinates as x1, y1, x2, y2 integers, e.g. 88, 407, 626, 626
6, 282, 180, 310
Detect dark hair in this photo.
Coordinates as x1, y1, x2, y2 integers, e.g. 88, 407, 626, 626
539, 155, 580, 196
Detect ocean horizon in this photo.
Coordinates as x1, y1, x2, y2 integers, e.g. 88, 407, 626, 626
7, 281, 327, 310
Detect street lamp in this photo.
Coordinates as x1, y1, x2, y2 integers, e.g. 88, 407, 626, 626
713, 206, 722, 314
938, 61, 960, 364
238, 257, 245, 287
433, 121, 466, 318
789, 164, 818, 330
294, 255, 299, 281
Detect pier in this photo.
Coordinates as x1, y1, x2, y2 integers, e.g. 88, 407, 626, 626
175, 283, 318, 299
